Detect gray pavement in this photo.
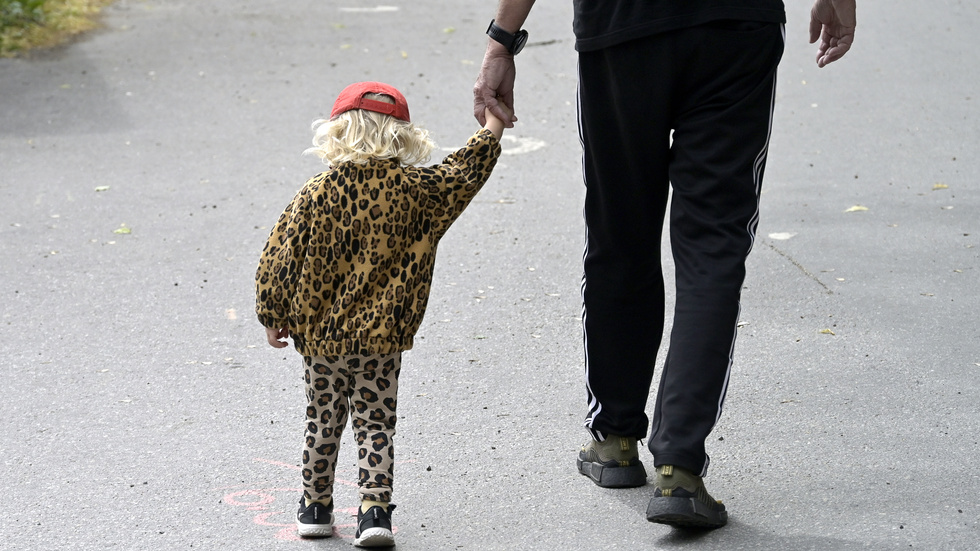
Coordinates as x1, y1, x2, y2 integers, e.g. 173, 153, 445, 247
1, 0, 978, 549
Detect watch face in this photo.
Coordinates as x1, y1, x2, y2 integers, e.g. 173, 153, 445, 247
512, 30, 529, 55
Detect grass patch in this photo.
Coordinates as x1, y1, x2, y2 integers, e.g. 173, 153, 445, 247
1, 0, 114, 57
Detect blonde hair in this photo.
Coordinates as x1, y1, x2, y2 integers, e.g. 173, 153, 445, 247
304, 93, 435, 166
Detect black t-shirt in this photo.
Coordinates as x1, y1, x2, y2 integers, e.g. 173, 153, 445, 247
573, 0, 786, 51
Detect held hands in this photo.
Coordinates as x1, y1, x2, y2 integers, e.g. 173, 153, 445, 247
809, 0, 856, 68
473, 42, 518, 128
266, 327, 290, 348
483, 102, 514, 140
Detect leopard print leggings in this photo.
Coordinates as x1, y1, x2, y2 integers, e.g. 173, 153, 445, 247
301, 353, 401, 504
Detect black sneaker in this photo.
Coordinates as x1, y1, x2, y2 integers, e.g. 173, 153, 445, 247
354, 504, 395, 547
296, 496, 334, 538
646, 465, 727, 528
577, 435, 647, 488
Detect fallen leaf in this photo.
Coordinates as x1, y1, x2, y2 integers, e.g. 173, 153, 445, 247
95, 186, 110, 192
819, 329, 836, 335
114, 224, 131, 234
844, 205, 868, 213
444, 27, 456, 34
933, 183, 949, 190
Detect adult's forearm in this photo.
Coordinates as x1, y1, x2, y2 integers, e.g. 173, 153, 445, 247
492, 0, 535, 34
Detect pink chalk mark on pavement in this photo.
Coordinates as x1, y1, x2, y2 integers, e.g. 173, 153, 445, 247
221, 458, 406, 541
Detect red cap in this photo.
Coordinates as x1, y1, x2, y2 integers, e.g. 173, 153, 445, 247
330, 81, 411, 122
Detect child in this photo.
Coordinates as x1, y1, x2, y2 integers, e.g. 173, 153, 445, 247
255, 81, 510, 547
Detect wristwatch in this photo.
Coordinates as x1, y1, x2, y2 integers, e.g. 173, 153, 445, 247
486, 19, 529, 55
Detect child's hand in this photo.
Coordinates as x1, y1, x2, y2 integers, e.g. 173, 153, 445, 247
483, 101, 514, 140
495, 101, 514, 123
266, 327, 290, 348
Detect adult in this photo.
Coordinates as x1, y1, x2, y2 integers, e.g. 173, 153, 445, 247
475, 0, 855, 529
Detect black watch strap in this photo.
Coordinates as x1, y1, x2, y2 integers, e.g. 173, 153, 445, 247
487, 19, 528, 55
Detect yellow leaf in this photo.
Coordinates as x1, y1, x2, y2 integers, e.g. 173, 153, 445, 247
444, 27, 456, 34
819, 329, 836, 335
933, 183, 949, 190
844, 205, 868, 213
114, 224, 131, 235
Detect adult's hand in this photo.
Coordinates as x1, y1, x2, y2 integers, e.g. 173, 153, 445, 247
474, 1, 534, 126
474, 42, 517, 127
809, 0, 856, 68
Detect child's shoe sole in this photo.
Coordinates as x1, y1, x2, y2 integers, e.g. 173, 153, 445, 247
296, 522, 334, 537
354, 526, 395, 547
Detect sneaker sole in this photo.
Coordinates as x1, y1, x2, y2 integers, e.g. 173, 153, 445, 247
354, 527, 395, 547
646, 496, 727, 529
577, 457, 647, 488
296, 521, 334, 537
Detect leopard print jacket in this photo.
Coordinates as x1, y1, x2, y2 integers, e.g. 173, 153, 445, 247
256, 128, 501, 356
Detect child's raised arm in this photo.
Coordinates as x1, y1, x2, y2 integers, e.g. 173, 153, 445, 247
483, 102, 514, 140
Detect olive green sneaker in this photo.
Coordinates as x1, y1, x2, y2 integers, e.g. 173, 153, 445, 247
646, 465, 728, 528
576, 435, 647, 488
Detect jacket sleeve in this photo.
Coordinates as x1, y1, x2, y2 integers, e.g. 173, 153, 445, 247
255, 184, 313, 329
421, 128, 502, 236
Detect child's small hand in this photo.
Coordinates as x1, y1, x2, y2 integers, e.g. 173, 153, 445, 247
496, 101, 514, 122
266, 327, 290, 348
483, 100, 514, 140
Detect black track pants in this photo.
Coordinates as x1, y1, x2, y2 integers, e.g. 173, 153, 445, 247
578, 21, 784, 477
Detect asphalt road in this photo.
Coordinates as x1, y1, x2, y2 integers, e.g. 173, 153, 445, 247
1, 1, 978, 550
